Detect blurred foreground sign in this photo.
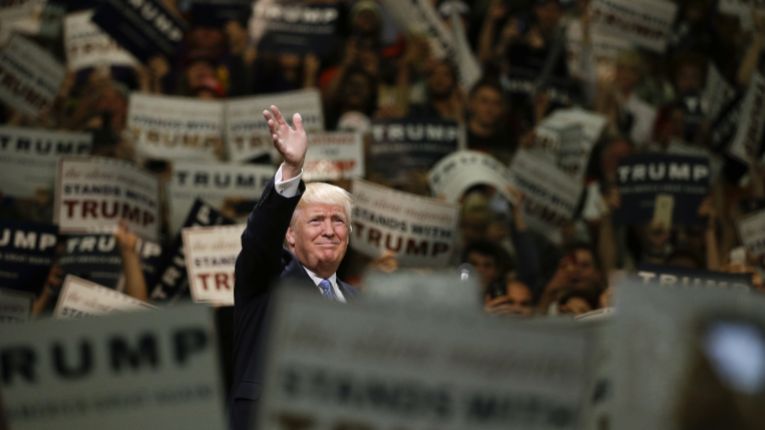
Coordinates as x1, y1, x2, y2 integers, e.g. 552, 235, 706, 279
259, 288, 596, 429
0, 304, 227, 430
613, 278, 765, 430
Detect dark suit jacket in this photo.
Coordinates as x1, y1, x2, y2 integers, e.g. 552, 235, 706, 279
230, 178, 356, 430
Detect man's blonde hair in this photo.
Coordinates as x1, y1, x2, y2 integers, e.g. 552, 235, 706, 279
291, 182, 353, 226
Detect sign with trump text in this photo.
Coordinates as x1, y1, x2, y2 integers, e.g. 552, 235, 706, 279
0, 34, 64, 117
55, 157, 161, 241
182, 224, 244, 306
351, 179, 458, 267
53, 274, 156, 319
0, 304, 227, 430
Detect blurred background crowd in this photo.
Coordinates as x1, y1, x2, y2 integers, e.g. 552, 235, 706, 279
0, 0, 764, 324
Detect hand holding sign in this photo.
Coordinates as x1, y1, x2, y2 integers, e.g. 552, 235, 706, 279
264, 105, 306, 180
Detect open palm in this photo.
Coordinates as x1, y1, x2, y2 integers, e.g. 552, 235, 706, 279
264, 105, 306, 170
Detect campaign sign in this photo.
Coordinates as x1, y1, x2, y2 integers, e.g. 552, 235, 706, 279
53, 274, 155, 319
303, 131, 364, 181
149, 199, 233, 304
91, 0, 187, 61
259, 287, 597, 430
0, 304, 227, 430
380, 0, 455, 60
531, 108, 603, 181
128, 93, 224, 161
702, 63, 736, 123
225, 89, 324, 162
369, 118, 459, 181
635, 264, 752, 291
59, 234, 162, 290
590, 0, 677, 52
565, 20, 633, 78
0, 220, 57, 296
509, 150, 583, 240
182, 224, 244, 306
502, 70, 576, 106
168, 161, 273, 235
64, 10, 137, 71
429, 150, 515, 203
739, 209, 765, 257
250, 1, 340, 55
55, 157, 160, 240
0, 287, 33, 323
614, 154, 710, 225
0, 126, 92, 198
351, 179, 458, 267
0, 34, 64, 117
612, 277, 765, 430
728, 72, 765, 162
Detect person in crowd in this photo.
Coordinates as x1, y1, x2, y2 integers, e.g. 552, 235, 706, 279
230, 105, 357, 430
465, 78, 517, 163
538, 242, 604, 313
462, 239, 510, 300
484, 278, 535, 317
556, 287, 600, 316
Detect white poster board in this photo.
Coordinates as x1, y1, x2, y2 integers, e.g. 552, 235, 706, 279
303, 131, 364, 181
728, 72, 765, 162
739, 209, 765, 257
0, 34, 65, 116
590, 0, 678, 52
167, 161, 274, 235
127, 93, 224, 161
0, 303, 227, 430
428, 150, 515, 203
613, 278, 765, 430
0, 126, 92, 198
64, 10, 137, 71
509, 151, 583, 243
55, 157, 161, 241
182, 224, 245, 306
225, 89, 324, 162
53, 274, 155, 319
351, 179, 459, 267
259, 288, 597, 430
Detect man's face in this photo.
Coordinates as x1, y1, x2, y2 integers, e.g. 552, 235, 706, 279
469, 87, 504, 128
467, 251, 498, 288
287, 203, 349, 277
505, 281, 533, 316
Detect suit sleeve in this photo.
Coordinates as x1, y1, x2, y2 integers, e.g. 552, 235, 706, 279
234, 177, 304, 301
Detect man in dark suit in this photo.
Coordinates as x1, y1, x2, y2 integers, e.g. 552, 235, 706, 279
230, 105, 357, 430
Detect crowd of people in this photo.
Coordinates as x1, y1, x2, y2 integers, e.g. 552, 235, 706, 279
0, 0, 764, 428
1, 0, 764, 341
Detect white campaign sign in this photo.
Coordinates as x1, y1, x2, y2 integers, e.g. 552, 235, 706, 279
0, 126, 92, 198
380, 0, 455, 60
182, 224, 245, 306
55, 157, 161, 241
0, 34, 65, 116
168, 161, 274, 235
259, 288, 597, 430
531, 108, 605, 180
303, 131, 364, 181
702, 63, 736, 122
509, 151, 582, 242
127, 93, 224, 161
428, 150, 515, 203
565, 20, 633, 78
0, 288, 33, 323
0, 303, 227, 430
739, 209, 765, 257
590, 0, 677, 52
64, 10, 137, 71
53, 274, 155, 319
729, 72, 765, 162
613, 278, 765, 430
351, 179, 459, 267
225, 89, 324, 161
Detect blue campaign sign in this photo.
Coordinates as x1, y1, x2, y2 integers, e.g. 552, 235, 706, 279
636, 263, 753, 291
0, 220, 58, 296
251, 2, 341, 56
91, 0, 188, 61
148, 198, 233, 303
614, 153, 711, 225
59, 234, 162, 290
369, 117, 460, 182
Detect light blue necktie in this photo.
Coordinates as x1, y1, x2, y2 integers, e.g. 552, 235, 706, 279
318, 278, 336, 300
